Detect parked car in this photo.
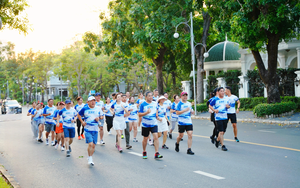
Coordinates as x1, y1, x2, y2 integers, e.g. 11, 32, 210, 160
1, 99, 22, 114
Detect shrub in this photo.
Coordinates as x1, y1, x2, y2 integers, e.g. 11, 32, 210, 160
253, 102, 297, 117
192, 103, 207, 113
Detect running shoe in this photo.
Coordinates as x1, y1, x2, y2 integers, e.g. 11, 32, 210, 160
126, 145, 132, 149
133, 138, 137, 142
38, 139, 43, 143
69, 146, 72, 152
162, 144, 169, 149
187, 148, 195, 155
154, 152, 163, 159
88, 157, 94, 166
61, 146, 65, 151
51, 141, 55, 146
235, 137, 240, 142
215, 139, 220, 148
175, 142, 179, 152
66, 150, 71, 157
55, 144, 59, 150
169, 133, 172, 139
78, 136, 81, 140
148, 139, 153, 146
81, 134, 85, 139
118, 146, 123, 153
46, 139, 49, 145
121, 134, 124, 139
100, 140, 105, 145
222, 145, 228, 151
181, 138, 183, 141
143, 151, 147, 159
210, 136, 215, 144
108, 131, 111, 135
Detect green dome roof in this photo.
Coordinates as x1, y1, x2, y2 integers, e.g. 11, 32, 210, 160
205, 41, 241, 62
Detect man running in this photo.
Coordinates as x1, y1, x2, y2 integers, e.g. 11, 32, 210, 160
43, 99, 57, 146
175, 92, 195, 155
57, 99, 77, 157
125, 92, 130, 103
153, 89, 159, 102
209, 87, 230, 151
121, 94, 132, 149
139, 91, 163, 159
78, 96, 103, 166
225, 86, 240, 142
208, 88, 219, 144
95, 93, 105, 145
28, 102, 37, 139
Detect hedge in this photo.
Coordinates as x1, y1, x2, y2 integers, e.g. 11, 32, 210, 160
253, 102, 297, 117
192, 104, 208, 112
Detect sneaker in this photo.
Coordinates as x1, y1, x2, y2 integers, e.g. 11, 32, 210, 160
51, 141, 55, 146
175, 142, 179, 152
235, 137, 240, 142
126, 145, 132, 149
181, 138, 183, 141
78, 136, 81, 140
88, 157, 94, 166
162, 144, 169, 149
154, 152, 163, 159
81, 134, 85, 139
143, 151, 147, 159
55, 144, 59, 150
121, 134, 124, 139
69, 146, 72, 152
46, 139, 49, 145
187, 148, 195, 155
148, 139, 153, 146
66, 150, 71, 157
118, 146, 123, 153
38, 139, 43, 143
210, 136, 215, 144
100, 140, 105, 145
115, 143, 118, 148
222, 145, 228, 151
61, 146, 65, 151
169, 133, 172, 139
215, 139, 220, 148
133, 138, 137, 142
108, 131, 111, 135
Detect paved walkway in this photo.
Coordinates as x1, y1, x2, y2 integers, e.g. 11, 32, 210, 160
192, 111, 300, 125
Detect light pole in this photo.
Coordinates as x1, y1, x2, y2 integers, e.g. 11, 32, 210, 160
7, 81, 9, 99
174, 12, 209, 115
35, 82, 37, 102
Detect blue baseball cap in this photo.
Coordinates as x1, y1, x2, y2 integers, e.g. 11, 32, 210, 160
95, 93, 101, 96
65, 99, 71, 104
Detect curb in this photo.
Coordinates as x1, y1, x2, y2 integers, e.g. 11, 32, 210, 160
191, 116, 300, 125
0, 165, 20, 188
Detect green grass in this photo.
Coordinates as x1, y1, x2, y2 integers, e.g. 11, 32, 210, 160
0, 174, 12, 188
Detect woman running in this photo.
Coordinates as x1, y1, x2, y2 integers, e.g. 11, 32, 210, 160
54, 102, 65, 151
128, 96, 138, 142
28, 102, 37, 139
75, 96, 85, 140
157, 96, 169, 149
32, 103, 44, 143
110, 94, 129, 153
104, 97, 113, 134
169, 94, 180, 139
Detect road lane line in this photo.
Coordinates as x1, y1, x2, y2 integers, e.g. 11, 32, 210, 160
128, 152, 142, 157
193, 171, 225, 180
174, 132, 300, 152
258, 130, 276, 133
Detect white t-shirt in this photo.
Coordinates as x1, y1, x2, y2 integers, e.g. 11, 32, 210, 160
226, 95, 239, 114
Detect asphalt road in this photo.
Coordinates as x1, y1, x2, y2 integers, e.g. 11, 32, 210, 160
0, 109, 299, 188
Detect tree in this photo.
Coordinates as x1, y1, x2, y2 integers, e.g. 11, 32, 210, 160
0, 0, 30, 34
210, 0, 300, 103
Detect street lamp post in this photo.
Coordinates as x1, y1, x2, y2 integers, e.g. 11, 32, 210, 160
174, 12, 209, 115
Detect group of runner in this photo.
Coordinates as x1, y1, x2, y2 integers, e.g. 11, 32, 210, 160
27, 87, 239, 166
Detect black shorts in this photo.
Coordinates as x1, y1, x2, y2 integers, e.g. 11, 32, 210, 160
142, 126, 158, 137
227, 113, 237, 124
178, 124, 193, 133
210, 113, 215, 122
216, 120, 228, 132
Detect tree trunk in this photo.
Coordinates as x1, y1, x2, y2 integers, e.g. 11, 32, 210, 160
152, 44, 167, 95
196, 11, 211, 103
251, 32, 281, 103
77, 78, 81, 97
171, 71, 176, 89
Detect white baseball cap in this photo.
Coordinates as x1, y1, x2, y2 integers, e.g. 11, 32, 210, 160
88, 96, 96, 101
158, 96, 167, 102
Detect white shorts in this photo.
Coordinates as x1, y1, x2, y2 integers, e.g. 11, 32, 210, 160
157, 118, 168, 132
113, 117, 126, 130
128, 119, 138, 123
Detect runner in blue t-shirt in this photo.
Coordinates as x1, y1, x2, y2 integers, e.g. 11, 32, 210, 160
104, 97, 113, 134
75, 96, 85, 140
129, 96, 139, 142
175, 92, 195, 155
207, 88, 219, 144
209, 87, 230, 151
78, 96, 103, 166
32, 103, 44, 143
138, 91, 163, 159
95, 93, 105, 145
28, 102, 37, 139
169, 95, 180, 139
43, 99, 57, 146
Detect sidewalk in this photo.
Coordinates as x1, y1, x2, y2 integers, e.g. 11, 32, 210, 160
192, 111, 300, 125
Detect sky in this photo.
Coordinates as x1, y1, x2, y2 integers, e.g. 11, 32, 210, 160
0, 0, 110, 54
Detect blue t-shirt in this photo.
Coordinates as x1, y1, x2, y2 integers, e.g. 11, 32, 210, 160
226, 95, 239, 114
128, 103, 138, 121
75, 103, 85, 113
104, 103, 113, 117
139, 101, 157, 127
111, 102, 128, 117
163, 99, 172, 117
96, 101, 104, 109
78, 106, 103, 132
43, 106, 56, 125
209, 97, 229, 121
157, 104, 167, 118
153, 96, 158, 102
53, 109, 63, 124
176, 101, 193, 126
32, 109, 43, 122
28, 108, 34, 114
136, 99, 145, 105
171, 102, 179, 119
58, 108, 77, 128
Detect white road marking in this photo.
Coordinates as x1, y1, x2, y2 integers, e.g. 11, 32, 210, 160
128, 152, 142, 157
258, 130, 276, 133
194, 171, 225, 180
